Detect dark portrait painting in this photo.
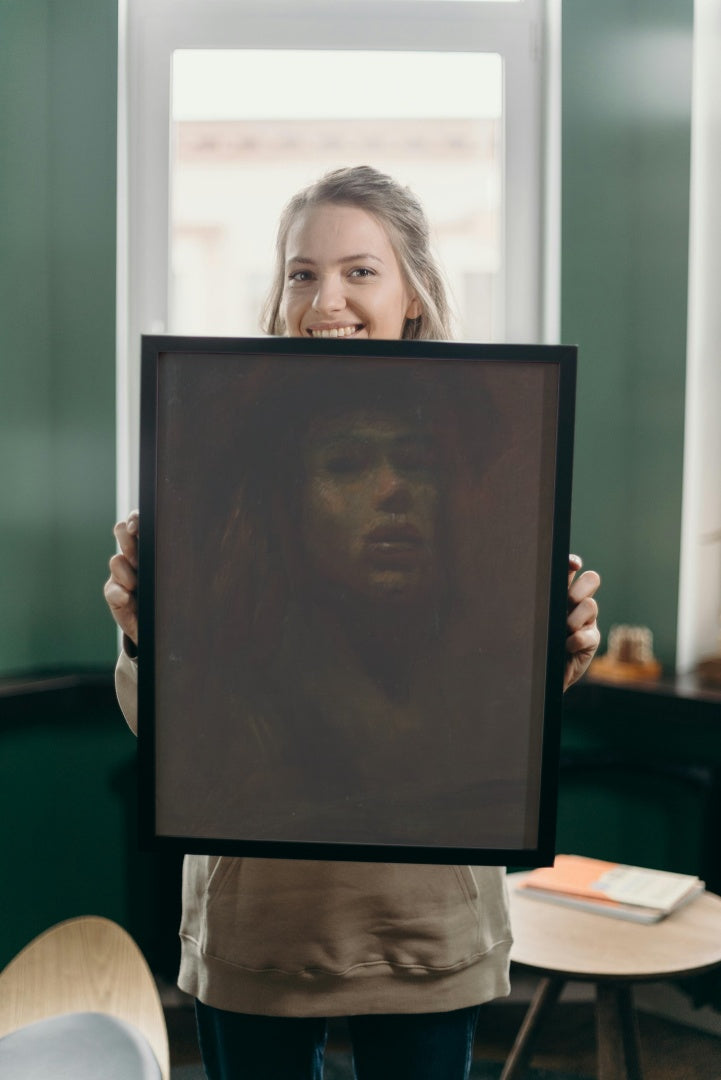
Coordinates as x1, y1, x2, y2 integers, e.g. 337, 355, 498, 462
138, 337, 576, 864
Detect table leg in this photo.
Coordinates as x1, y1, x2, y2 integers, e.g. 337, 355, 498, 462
499, 976, 565, 1080
596, 982, 643, 1080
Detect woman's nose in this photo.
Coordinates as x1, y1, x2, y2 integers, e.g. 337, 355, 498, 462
374, 463, 411, 510
312, 274, 345, 315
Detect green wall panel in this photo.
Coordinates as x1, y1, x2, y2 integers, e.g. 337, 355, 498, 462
558, 685, 721, 887
0, 2, 54, 669
0, 0, 118, 674
0, 685, 183, 976
0, 701, 133, 966
562, 0, 693, 669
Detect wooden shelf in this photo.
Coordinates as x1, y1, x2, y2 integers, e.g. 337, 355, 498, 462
565, 672, 721, 723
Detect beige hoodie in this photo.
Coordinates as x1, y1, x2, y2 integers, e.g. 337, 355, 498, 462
116, 650, 512, 1016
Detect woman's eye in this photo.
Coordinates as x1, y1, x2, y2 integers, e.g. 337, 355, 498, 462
323, 451, 369, 475
288, 270, 313, 283
349, 267, 374, 279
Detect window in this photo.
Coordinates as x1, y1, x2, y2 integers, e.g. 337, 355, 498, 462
169, 49, 503, 340
117, 0, 557, 509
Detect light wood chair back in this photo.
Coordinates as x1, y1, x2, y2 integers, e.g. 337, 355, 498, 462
0, 915, 170, 1080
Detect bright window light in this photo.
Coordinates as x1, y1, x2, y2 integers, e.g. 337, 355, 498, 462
170, 50, 503, 342
173, 50, 502, 121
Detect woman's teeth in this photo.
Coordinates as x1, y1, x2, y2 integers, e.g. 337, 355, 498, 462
310, 325, 360, 338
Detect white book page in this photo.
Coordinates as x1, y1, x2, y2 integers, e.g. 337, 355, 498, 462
596, 867, 699, 910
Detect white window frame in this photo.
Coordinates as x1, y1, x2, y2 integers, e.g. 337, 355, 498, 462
676, 0, 721, 674
116, 0, 559, 512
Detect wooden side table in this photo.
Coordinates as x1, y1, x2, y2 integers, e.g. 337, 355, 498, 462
503, 872, 721, 1080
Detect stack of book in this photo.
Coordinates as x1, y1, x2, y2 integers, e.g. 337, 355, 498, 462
516, 854, 705, 923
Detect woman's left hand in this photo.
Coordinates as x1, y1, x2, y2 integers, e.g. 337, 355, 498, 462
564, 554, 601, 691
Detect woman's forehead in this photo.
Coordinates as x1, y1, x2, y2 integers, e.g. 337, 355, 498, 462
304, 410, 431, 446
285, 203, 396, 264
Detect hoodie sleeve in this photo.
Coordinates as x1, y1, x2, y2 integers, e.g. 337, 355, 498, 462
115, 642, 139, 735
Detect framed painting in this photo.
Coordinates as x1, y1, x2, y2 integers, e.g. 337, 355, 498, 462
137, 336, 576, 865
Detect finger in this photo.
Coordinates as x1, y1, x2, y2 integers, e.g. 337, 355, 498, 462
568, 553, 583, 588
568, 568, 601, 607
563, 648, 596, 691
103, 577, 133, 613
113, 518, 139, 568
566, 594, 599, 634
103, 580, 139, 643
108, 552, 137, 592
566, 624, 601, 657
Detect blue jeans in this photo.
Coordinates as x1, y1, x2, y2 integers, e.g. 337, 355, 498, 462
195, 1000, 481, 1080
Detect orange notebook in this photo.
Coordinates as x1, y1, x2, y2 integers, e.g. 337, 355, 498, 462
517, 855, 704, 923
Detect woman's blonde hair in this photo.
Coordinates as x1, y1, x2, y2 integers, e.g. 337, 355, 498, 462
261, 165, 454, 341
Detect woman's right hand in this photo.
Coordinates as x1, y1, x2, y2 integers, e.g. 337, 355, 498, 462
104, 509, 139, 646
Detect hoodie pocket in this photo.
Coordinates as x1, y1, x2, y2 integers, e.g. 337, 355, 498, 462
187, 857, 509, 976
454, 864, 480, 907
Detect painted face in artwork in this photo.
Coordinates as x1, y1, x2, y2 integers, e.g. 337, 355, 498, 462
281, 203, 421, 340
300, 411, 440, 606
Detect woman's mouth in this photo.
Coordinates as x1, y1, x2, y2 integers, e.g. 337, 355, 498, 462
307, 324, 364, 339
364, 525, 425, 565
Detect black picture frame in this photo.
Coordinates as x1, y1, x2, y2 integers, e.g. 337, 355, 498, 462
138, 336, 576, 865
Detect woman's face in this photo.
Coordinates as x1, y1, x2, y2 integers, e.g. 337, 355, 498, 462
281, 203, 421, 340
300, 410, 440, 605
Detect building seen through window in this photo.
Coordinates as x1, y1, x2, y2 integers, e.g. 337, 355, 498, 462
170, 50, 503, 342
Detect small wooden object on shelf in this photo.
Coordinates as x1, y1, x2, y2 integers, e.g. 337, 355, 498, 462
696, 653, 721, 689
590, 624, 662, 683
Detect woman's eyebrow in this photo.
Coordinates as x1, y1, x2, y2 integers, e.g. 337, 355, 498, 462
338, 253, 384, 265
393, 432, 434, 447
313, 430, 433, 451
286, 253, 384, 266
314, 432, 368, 450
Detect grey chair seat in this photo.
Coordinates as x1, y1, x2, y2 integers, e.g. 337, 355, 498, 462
0, 1011, 162, 1079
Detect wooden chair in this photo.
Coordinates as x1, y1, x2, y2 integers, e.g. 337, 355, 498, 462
0, 915, 170, 1079
502, 873, 721, 1080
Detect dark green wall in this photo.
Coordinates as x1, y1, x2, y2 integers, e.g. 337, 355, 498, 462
563, 0, 693, 669
0, 0, 132, 970
0, 683, 182, 973
1, 687, 133, 966
0, 0, 118, 675
558, 682, 721, 884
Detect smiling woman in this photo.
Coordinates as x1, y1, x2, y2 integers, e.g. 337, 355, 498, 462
263, 166, 452, 341
109, 98, 587, 1071
281, 205, 421, 340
